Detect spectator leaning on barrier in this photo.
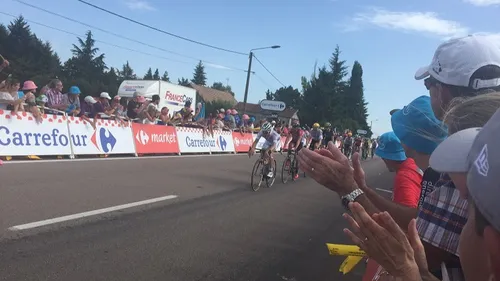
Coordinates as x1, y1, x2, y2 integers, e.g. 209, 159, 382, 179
21, 81, 43, 123
92, 92, 115, 118
45, 79, 66, 112
127, 91, 143, 120
82, 95, 96, 116
62, 86, 81, 115
158, 106, 171, 125
143, 94, 160, 124
0, 77, 23, 111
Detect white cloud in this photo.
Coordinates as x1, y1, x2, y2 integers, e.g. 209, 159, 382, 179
347, 8, 469, 38
126, 0, 156, 11
464, 0, 500, 6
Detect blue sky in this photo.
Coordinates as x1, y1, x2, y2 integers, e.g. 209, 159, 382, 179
2, 0, 500, 136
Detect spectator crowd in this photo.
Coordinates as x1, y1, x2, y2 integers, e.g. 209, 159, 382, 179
298, 34, 500, 281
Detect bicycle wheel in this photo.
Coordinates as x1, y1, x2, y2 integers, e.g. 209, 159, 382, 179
281, 156, 292, 184
266, 159, 277, 188
291, 155, 298, 181
251, 159, 264, 191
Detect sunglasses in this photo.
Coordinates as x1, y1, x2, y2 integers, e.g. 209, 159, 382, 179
424, 77, 439, 90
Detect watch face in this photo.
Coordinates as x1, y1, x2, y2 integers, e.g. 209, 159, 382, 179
341, 197, 350, 210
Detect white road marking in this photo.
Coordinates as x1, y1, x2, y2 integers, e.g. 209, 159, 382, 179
3, 153, 246, 165
375, 188, 393, 194
8, 195, 178, 231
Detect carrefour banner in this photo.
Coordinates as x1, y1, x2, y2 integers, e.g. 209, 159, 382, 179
132, 123, 179, 154
210, 130, 234, 153
175, 127, 233, 153
0, 111, 72, 156
67, 117, 135, 155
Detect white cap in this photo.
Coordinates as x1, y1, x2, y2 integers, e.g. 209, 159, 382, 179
100, 92, 112, 100
415, 35, 500, 89
84, 96, 97, 104
429, 127, 481, 173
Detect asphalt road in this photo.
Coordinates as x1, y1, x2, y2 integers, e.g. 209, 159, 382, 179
0, 154, 393, 281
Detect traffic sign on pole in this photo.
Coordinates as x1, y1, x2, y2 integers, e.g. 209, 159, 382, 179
260, 100, 286, 112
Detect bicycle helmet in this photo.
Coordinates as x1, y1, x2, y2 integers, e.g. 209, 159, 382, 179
324, 122, 331, 127
313, 123, 320, 129
261, 122, 273, 132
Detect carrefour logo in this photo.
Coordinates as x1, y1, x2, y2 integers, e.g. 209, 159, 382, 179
91, 128, 116, 153
185, 136, 215, 148
217, 136, 227, 151
0, 126, 70, 147
234, 136, 252, 147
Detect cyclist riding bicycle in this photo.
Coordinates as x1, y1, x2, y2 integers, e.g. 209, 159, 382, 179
249, 122, 280, 178
309, 123, 323, 150
286, 120, 305, 179
322, 122, 334, 148
343, 132, 353, 157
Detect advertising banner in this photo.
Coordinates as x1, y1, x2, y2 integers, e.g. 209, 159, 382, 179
132, 123, 179, 154
210, 130, 234, 153
175, 127, 212, 153
176, 127, 233, 153
232, 132, 254, 152
0, 111, 72, 156
67, 117, 135, 155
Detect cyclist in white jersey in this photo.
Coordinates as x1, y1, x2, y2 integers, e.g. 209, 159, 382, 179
249, 122, 280, 177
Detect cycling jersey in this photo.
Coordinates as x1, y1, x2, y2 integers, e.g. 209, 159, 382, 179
310, 129, 323, 141
289, 128, 304, 142
257, 129, 280, 148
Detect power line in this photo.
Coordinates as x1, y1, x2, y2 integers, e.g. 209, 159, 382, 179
11, 0, 248, 72
0, 11, 251, 73
252, 54, 286, 87
254, 73, 276, 92
75, 0, 248, 56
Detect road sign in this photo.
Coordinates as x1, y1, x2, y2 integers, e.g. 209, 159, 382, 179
357, 129, 367, 135
260, 100, 286, 112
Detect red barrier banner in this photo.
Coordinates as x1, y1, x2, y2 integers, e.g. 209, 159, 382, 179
132, 123, 180, 154
232, 132, 254, 152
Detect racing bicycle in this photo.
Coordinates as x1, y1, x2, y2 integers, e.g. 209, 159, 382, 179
250, 149, 277, 191
282, 149, 300, 183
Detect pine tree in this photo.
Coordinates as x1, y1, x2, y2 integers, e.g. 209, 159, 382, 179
348, 61, 370, 135
161, 71, 170, 82
265, 89, 273, 100
143, 67, 153, 79
178, 77, 190, 86
120, 61, 136, 80
153, 68, 160, 80
191, 60, 206, 85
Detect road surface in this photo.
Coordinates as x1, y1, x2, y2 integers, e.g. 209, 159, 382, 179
0, 154, 393, 281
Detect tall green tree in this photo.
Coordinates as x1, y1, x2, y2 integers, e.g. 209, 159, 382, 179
119, 61, 136, 80
1, 17, 61, 85
161, 70, 170, 82
265, 89, 273, 100
153, 68, 160, 80
177, 77, 190, 86
191, 60, 206, 85
62, 30, 107, 95
348, 61, 370, 136
143, 67, 153, 79
102, 67, 119, 96
211, 81, 234, 96
269, 86, 301, 109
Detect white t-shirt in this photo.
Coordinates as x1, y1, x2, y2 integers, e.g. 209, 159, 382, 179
0, 91, 15, 110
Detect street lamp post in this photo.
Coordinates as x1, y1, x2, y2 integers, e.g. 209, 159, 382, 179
370, 119, 379, 129
242, 45, 281, 114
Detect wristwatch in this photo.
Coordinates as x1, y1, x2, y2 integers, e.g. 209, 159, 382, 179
341, 189, 364, 210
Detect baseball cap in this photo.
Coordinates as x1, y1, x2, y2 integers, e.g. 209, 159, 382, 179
375, 132, 407, 161
68, 86, 81, 95
466, 108, 500, 232
391, 96, 447, 154
415, 35, 500, 89
84, 96, 97, 104
100, 92, 111, 100
429, 127, 481, 173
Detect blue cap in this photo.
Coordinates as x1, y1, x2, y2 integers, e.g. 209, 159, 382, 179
68, 86, 81, 95
375, 132, 407, 161
391, 96, 447, 155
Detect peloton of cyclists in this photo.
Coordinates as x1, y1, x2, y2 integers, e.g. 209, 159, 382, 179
248, 122, 280, 178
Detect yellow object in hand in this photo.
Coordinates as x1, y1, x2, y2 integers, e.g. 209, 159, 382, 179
326, 243, 366, 257
339, 256, 364, 274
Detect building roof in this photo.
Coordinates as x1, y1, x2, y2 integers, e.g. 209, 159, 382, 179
189, 83, 237, 105
235, 102, 298, 118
